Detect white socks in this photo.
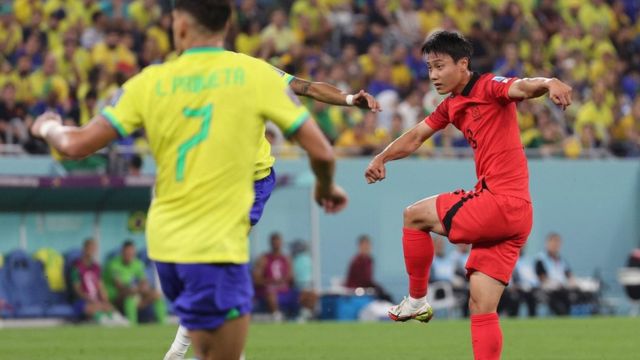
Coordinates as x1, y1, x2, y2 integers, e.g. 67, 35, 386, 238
169, 325, 191, 357
409, 296, 427, 308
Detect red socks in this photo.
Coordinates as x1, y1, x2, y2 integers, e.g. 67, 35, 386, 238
471, 313, 503, 360
402, 227, 433, 298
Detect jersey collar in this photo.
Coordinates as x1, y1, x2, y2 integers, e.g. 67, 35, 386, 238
460, 72, 480, 97
183, 47, 225, 55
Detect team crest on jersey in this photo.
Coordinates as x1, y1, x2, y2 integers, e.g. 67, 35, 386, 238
110, 88, 124, 106
492, 76, 510, 83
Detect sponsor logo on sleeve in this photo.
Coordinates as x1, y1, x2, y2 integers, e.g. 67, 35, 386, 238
492, 76, 510, 83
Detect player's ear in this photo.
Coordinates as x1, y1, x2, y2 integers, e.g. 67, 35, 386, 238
458, 57, 469, 72
172, 10, 188, 42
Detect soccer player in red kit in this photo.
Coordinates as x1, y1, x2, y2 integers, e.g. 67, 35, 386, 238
365, 31, 572, 360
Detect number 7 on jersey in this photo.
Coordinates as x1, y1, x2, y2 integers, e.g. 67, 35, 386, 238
176, 104, 213, 182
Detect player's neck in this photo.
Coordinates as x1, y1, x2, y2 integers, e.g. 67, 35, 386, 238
452, 71, 473, 95
184, 35, 225, 51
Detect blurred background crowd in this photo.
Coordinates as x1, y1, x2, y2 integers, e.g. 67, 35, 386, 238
1, 0, 640, 163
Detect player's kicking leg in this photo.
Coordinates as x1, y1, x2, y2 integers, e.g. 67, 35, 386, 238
388, 194, 445, 323
164, 169, 276, 360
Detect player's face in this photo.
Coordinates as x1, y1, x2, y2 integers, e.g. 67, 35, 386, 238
426, 52, 469, 95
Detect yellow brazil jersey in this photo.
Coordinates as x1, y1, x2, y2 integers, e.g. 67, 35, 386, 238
253, 67, 295, 181
100, 48, 309, 264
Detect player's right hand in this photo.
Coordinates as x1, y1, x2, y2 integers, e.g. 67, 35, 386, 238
365, 156, 386, 184
30, 111, 62, 138
547, 79, 572, 111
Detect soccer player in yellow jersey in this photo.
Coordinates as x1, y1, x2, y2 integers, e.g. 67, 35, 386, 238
163, 53, 381, 360
30, 1, 348, 359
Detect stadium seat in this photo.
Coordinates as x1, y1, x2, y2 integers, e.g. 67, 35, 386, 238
4, 249, 48, 317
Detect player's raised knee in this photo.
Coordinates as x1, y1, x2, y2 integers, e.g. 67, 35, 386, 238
403, 204, 427, 229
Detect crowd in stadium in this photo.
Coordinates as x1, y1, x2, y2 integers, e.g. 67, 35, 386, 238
0, 0, 639, 161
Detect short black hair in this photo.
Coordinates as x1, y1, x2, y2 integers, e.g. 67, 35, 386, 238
174, 0, 231, 33
130, 154, 143, 169
421, 31, 473, 64
83, 237, 95, 248
122, 240, 135, 250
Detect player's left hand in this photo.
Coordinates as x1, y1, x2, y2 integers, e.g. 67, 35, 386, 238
30, 111, 62, 138
547, 79, 572, 111
352, 90, 382, 112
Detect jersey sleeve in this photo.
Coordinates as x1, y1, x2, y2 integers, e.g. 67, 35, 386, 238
423, 98, 450, 131
486, 75, 519, 105
100, 71, 149, 137
271, 66, 295, 85
259, 65, 310, 137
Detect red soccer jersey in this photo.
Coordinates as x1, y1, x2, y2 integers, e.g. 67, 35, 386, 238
425, 73, 530, 202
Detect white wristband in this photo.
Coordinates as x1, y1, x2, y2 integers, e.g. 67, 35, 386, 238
345, 94, 354, 106
39, 121, 60, 138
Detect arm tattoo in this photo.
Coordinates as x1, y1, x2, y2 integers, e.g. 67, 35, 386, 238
291, 78, 312, 96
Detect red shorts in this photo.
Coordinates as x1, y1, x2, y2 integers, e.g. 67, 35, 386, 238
436, 188, 532, 284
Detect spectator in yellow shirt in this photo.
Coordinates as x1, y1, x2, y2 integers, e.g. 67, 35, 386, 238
43, 8, 68, 55
260, 9, 298, 57
359, 42, 387, 78
13, 0, 43, 26
0, 9, 23, 57
91, 26, 136, 74
236, 20, 263, 56
445, 0, 477, 35
56, 34, 93, 89
145, 13, 172, 57
12, 55, 36, 104
29, 52, 70, 106
127, 0, 161, 31
336, 112, 389, 155
390, 44, 412, 94
610, 96, 640, 157
575, 82, 614, 142
418, 0, 443, 37
577, 0, 615, 32
290, 0, 330, 36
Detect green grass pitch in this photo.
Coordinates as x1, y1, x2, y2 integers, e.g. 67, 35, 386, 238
0, 317, 638, 359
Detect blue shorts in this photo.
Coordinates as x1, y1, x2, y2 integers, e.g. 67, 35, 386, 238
155, 262, 253, 331
250, 168, 277, 226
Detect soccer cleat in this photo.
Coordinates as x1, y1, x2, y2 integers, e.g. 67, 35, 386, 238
388, 297, 434, 323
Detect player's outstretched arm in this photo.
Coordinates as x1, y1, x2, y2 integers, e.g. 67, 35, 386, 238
289, 77, 381, 112
365, 121, 436, 184
30, 112, 119, 159
508, 77, 573, 110
290, 120, 348, 213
